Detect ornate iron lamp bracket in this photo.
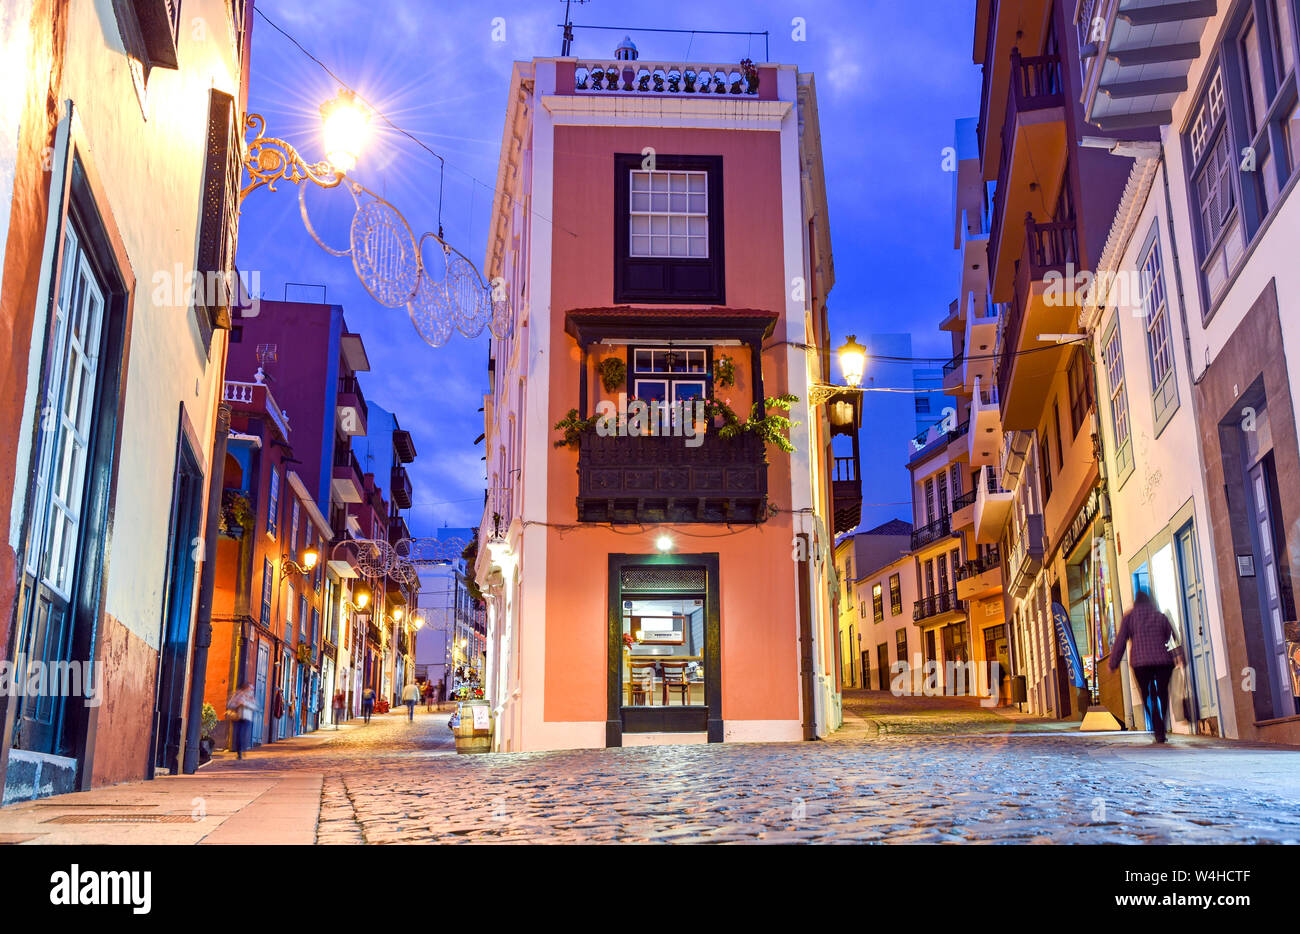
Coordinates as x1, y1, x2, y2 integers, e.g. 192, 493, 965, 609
240, 113, 343, 202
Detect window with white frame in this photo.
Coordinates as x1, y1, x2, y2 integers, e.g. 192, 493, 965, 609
1102, 315, 1133, 480
630, 346, 710, 426
1186, 2, 1300, 311
1139, 232, 1179, 430
629, 170, 708, 258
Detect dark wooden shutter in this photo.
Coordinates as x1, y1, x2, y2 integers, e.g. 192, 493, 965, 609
112, 0, 182, 70
196, 88, 240, 341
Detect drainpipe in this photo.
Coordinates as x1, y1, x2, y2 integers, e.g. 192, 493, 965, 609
182, 402, 231, 774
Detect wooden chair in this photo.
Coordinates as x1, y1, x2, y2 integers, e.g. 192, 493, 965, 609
660, 661, 690, 705
627, 661, 656, 706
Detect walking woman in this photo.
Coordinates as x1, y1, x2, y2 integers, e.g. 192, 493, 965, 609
361, 685, 376, 724
226, 682, 257, 760
1109, 590, 1183, 743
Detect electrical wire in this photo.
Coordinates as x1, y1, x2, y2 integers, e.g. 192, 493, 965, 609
766, 338, 1080, 366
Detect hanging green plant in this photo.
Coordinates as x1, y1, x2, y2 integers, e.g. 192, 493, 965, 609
713, 354, 736, 388
553, 409, 598, 449
716, 394, 800, 453
597, 357, 626, 393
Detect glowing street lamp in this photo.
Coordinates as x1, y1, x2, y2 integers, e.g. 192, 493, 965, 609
319, 88, 369, 174
240, 89, 369, 201
280, 545, 320, 580
837, 335, 867, 388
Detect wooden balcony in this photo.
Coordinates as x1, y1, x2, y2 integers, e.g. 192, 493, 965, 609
390, 464, 412, 510
576, 431, 767, 524
832, 455, 861, 536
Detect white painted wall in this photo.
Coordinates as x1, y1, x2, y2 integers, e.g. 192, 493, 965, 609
10, 1, 243, 655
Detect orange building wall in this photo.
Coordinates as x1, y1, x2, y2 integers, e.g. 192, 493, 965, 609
540, 125, 800, 726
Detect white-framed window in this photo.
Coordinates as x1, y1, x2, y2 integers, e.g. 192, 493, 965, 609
1102, 315, 1133, 479
630, 347, 710, 422
26, 222, 106, 598
1139, 232, 1179, 429
629, 170, 708, 258
267, 466, 280, 537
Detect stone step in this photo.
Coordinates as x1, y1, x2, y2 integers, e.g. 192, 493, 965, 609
2, 750, 78, 804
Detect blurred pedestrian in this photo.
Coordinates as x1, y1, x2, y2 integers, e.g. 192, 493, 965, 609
361, 685, 375, 724
402, 680, 421, 721
332, 685, 346, 729
1109, 590, 1182, 743
422, 680, 434, 713
226, 682, 257, 760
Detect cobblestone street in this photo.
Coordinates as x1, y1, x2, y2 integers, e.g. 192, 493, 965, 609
4, 692, 1300, 844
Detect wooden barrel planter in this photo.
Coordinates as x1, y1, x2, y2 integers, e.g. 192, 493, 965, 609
452, 699, 494, 754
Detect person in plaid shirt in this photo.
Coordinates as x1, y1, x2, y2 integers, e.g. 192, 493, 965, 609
1109, 590, 1183, 743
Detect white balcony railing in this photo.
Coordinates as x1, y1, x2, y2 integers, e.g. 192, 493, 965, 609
574, 61, 760, 97
224, 380, 291, 439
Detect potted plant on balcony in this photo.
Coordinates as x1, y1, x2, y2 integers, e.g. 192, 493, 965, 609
740, 58, 760, 94
711, 394, 800, 453
712, 354, 736, 389
553, 409, 597, 449
597, 356, 626, 392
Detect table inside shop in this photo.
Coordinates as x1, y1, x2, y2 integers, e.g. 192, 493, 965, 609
624, 654, 704, 706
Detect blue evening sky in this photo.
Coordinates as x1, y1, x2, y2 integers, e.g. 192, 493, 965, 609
235, 0, 982, 535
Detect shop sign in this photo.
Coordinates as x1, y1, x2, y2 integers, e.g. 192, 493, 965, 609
1061, 488, 1101, 559
472, 705, 491, 730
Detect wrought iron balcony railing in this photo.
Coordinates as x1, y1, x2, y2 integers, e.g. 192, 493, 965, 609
913, 590, 966, 623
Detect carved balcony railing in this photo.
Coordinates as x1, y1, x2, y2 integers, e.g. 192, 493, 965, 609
576, 430, 767, 524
